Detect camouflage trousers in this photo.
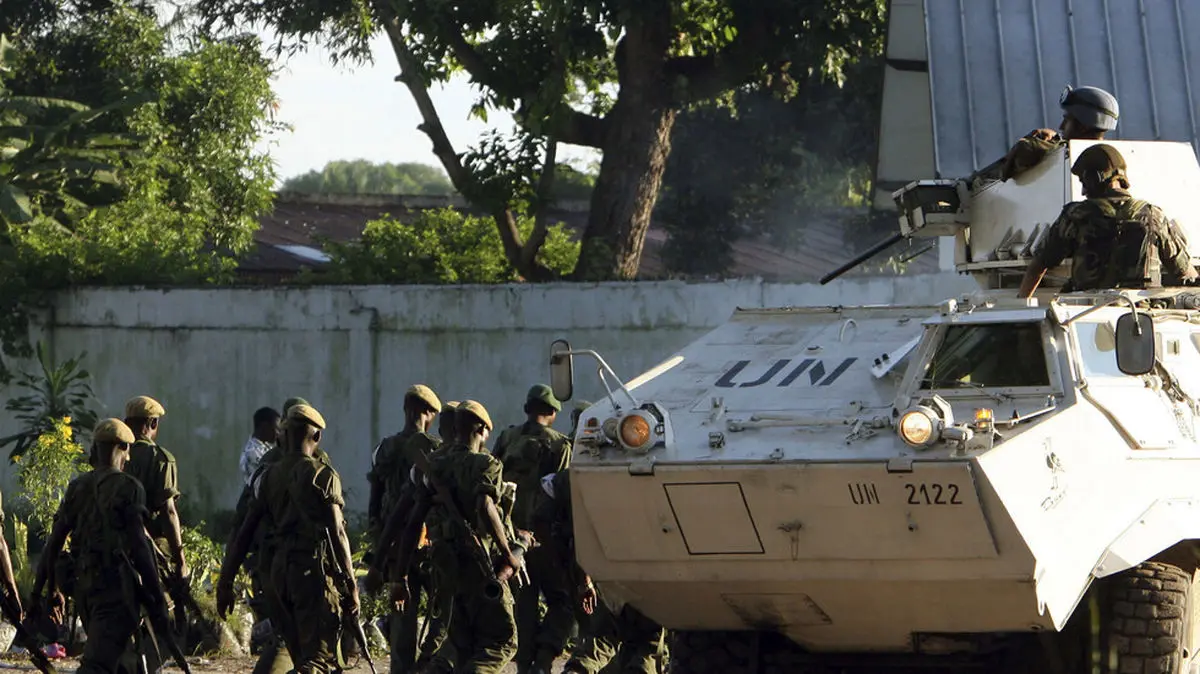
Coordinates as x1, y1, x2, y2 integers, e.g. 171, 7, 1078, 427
76, 591, 141, 674
442, 546, 517, 674
565, 600, 666, 674
250, 564, 294, 674
514, 542, 578, 670
270, 552, 342, 674
390, 546, 451, 673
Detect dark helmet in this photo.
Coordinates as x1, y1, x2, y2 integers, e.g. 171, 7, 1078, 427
1071, 143, 1127, 183
1060, 86, 1119, 131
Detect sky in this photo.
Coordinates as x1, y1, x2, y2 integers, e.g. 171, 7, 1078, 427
255, 32, 597, 183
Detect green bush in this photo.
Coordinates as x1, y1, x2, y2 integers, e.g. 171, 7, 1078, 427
16, 415, 88, 537
321, 208, 579, 284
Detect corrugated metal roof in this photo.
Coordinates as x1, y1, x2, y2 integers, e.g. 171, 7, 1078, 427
876, 0, 1200, 197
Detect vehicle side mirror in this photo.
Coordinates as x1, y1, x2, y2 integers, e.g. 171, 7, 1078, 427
1114, 312, 1155, 375
550, 339, 574, 402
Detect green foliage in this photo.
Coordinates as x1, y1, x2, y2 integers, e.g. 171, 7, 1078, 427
657, 41, 885, 276
15, 416, 88, 537
198, 0, 889, 280
8, 518, 33, 599
182, 522, 228, 595
321, 208, 580, 284
0, 342, 98, 462
283, 160, 454, 196
7, 9, 279, 284
0, 10, 278, 376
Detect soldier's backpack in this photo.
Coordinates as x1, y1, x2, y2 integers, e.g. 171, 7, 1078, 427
1092, 198, 1158, 288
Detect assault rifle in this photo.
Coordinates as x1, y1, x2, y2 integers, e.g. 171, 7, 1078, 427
149, 544, 223, 647
324, 528, 378, 674
0, 589, 56, 674
406, 449, 530, 599
123, 550, 192, 674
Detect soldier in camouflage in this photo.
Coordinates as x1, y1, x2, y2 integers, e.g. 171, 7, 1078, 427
1019, 144, 1198, 297
35, 419, 170, 673
219, 404, 358, 673
367, 384, 443, 673
122, 396, 188, 586
1000, 86, 1119, 181
494, 385, 575, 674
536, 470, 667, 674
224, 396, 317, 674
394, 400, 527, 674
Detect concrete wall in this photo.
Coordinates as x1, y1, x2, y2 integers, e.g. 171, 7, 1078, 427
3, 274, 978, 518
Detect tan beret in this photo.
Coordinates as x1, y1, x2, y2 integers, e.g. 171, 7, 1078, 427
287, 404, 326, 430
405, 385, 442, 413
94, 418, 135, 444
442, 400, 460, 412
457, 400, 492, 431
125, 396, 165, 419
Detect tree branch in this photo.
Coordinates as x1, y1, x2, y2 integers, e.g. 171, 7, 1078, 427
666, 18, 772, 105
521, 139, 557, 270
382, 16, 555, 280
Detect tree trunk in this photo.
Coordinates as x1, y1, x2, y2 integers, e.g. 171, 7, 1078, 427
572, 8, 676, 281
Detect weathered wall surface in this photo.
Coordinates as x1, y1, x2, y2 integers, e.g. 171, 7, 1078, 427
2, 274, 978, 517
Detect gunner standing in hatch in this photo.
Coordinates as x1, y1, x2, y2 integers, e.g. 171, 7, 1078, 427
1000, 86, 1119, 181
1018, 144, 1197, 298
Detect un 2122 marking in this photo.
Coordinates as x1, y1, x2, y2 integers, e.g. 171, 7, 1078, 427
848, 482, 880, 505
905, 483, 963, 506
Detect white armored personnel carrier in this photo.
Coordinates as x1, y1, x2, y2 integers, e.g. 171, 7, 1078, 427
550, 139, 1200, 673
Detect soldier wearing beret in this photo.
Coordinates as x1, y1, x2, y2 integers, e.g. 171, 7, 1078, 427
224, 396, 319, 674
218, 404, 357, 673
367, 384, 443, 673
1020, 144, 1198, 297
122, 396, 186, 580
393, 400, 526, 674
494, 385, 575, 674
35, 419, 170, 673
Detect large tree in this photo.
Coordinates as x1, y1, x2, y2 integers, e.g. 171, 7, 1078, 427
198, 0, 886, 280
0, 8, 278, 376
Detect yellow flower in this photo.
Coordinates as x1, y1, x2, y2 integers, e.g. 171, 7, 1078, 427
62, 416, 72, 426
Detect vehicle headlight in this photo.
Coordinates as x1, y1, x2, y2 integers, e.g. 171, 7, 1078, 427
899, 408, 940, 447
619, 414, 652, 451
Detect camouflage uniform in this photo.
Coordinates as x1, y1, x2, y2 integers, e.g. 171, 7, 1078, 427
392, 430, 445, 673
1031, 188, 1194, 292
425, 401, 518, 674
122, 397, 180, 569
536, 472, 667, 674
495, 387, 574, 672
258, 415, 346, 674
370, 384, 444, 673
55, 429, 150, 673
1000, 134, 1064, 181
237, 440, 331, 674
250, 400, 348, 666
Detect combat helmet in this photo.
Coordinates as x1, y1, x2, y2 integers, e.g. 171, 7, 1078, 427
1060, 86, 1119, 131
1071, 143, 1127, 185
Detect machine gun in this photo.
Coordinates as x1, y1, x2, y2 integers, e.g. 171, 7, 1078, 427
821, 179, 966, 285
0, 589, 57, 674
323, 528, 378, 674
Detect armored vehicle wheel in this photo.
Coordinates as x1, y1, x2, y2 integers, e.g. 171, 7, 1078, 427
667, 631, 757, 673
1094, 561, 1193, 674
